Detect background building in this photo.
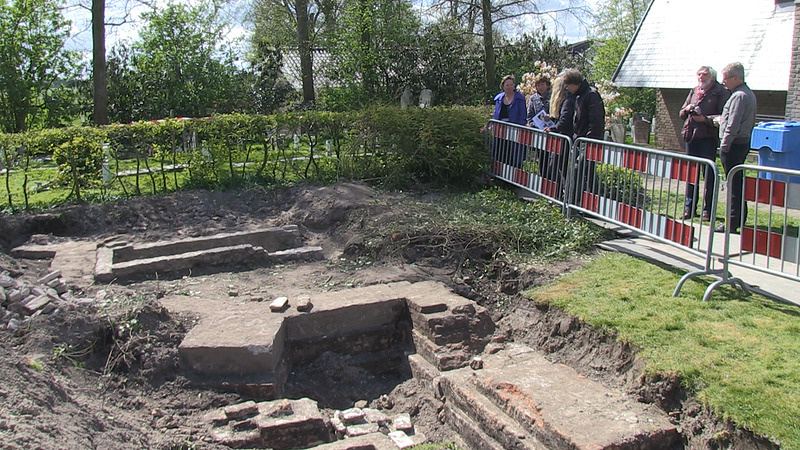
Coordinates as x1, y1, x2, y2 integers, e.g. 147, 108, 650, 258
614, 0, 798, 150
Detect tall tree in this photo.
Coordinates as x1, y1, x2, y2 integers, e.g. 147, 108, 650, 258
330, 0, 421, 103
0, 0, 76, 132
92, 0, 108, 125
249, 0, 343, 104
106, 0, 251, 121
594, 0, 648, 42
68, 0, 137, 124
495, 31, 587, 82
296, 0, 314, 103
420, 0, 591, 98
591, 0, 653, 116
418, 20, 485, 105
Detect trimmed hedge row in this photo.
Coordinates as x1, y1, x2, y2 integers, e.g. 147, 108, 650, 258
0, 106, 489, 210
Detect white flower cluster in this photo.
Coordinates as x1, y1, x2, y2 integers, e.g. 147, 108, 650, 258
607, 106, 633, 124
517, 61, 560, 95
597, 80, 631, 124
598, 80, 621, 105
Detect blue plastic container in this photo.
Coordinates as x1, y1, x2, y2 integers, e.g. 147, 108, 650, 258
751, 121, 800, 152
753, 122, 800, 183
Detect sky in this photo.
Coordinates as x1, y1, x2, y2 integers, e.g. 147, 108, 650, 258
64, 0, 598, 55
64, 0, 250, 53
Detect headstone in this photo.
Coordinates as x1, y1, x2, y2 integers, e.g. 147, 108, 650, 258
632, 112, 651, 144
400, 87, 413, 108
419, 88, 432, 108
609, 124, 626, 143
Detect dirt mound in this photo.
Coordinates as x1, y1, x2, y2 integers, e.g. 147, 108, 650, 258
0, 182, 779, 449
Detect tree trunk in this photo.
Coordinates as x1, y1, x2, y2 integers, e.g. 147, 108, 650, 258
92, 0, 108, 125
358, 0, 375, 97
481, 0, 495, 97
14, 104, 27, 132
296, 0, 315, 103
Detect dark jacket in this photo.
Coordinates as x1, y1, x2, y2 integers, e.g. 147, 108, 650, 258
573, 80, 605, 139
680, 81, 730, 142
551, 93, 576, 137
492, 90, 527, 126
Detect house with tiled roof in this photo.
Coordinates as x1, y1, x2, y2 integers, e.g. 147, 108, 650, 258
613, 0, 799, 150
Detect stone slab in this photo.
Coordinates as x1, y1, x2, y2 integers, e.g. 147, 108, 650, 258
9, 244, 57, 259
49, 241, 99, 285
443, 401, 527, 450
309, 432, 396, 450
104, 244, 265, 281
282, 282, 412, 341
442, 343, 679, 450
179, 306, 286, 377
112, 226, 301, 262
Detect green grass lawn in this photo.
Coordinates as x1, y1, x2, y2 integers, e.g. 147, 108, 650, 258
0, 150, 334, 211
531, 252, 800, 448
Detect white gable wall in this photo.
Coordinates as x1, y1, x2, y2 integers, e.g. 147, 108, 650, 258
614, 0, 794, 91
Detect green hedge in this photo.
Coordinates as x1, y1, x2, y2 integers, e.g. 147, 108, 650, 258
0, 106, 489, 211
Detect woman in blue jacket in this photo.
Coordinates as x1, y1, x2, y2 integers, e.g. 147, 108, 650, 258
491, 75, 527, 167
493, 75, 527, 125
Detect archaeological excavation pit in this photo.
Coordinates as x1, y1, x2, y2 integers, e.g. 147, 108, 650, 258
175, 279, 680, 450
9, 225, 684, 449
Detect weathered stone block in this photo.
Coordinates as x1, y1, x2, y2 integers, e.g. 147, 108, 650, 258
393, 413, 413, 432
388, 430, 415, 448
346, 422, 378, 437
363, 408, 390, 426
338, 407, 365, 425
269, 296, 288, 312
224, 400, 259, 420
23, 295, 50, 314
38, 270, 62, 285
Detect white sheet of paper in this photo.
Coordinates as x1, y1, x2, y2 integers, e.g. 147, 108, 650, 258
532, 109, 555, 130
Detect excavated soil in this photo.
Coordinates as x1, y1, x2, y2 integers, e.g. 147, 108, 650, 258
0, 182, 778, 449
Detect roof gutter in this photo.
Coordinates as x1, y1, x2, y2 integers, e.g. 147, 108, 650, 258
612, 0, 656, 84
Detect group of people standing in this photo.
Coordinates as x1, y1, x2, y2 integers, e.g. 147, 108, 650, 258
491, 68, 605, 142
680, 62, 756, 233
491, 69, 605, 193
490, 62, 757, 234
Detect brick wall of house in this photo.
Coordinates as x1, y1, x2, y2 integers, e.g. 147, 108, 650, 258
655, 88, 788, 151
785, 2, 800, 120
654, 89, 686, 150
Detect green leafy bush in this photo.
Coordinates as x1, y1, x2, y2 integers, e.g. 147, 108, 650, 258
48, 128, 106, 202
596, 163, 647, 207
0, 106, 490, 210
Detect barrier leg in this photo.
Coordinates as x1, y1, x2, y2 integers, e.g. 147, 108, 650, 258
702, 277, 749, 302
673, 269, 726, 297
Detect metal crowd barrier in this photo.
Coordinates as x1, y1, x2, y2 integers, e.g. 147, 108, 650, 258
703, 164, 800, 301
486, 127, 724, 298
570, 138, 721, 294
486, 120, 572, 206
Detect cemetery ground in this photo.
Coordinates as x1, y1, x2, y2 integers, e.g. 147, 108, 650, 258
0, 181, 793, 449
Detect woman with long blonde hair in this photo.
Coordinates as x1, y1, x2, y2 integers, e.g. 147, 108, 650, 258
543, 75, 577, 194
546, 76, 575, 138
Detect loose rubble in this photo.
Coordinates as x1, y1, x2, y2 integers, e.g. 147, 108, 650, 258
205, 398, 425, 449
0, 269, 92, 332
